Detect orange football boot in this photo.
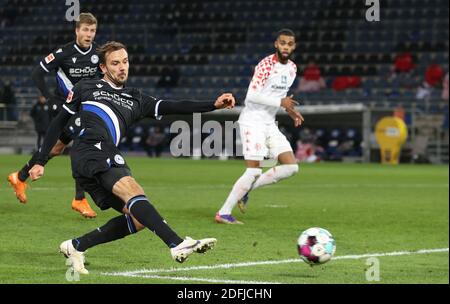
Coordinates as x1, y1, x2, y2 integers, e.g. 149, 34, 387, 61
7, 172, 28, 204
72, 198, 97, 218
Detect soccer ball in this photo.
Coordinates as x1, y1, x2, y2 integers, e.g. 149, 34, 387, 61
297, 227, 336, 265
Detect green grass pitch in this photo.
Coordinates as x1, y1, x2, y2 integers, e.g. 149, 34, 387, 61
0, 155, 448, 284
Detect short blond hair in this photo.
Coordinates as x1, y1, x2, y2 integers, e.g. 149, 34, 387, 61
76, 13, 97, 28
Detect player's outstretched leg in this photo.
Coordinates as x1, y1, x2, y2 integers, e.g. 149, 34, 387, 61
250, 164, 298, 190
124, 194, 216, 263
215, 167, 262, 224
71, 179, 97, 218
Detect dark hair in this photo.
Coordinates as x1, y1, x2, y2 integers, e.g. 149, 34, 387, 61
276, 28, 296, 40
97, 41, 127, 64
76, 13, 97, 28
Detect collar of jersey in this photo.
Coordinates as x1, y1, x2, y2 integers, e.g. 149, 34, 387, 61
101, 79, 124, 90
74, 43, 93, 55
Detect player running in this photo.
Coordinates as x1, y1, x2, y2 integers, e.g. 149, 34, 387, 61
29, 41, 235, 273
7, 13, 99, 218
215, 29, 304, 224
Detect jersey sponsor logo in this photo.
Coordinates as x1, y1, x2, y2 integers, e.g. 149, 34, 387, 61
72, 57, 77, 63
66, 90, 74, 103
45, 53, 55, 64
93, 90, 134, 109
121, 93, 132, 98
91, 55, 99, 64
114, 154, 125, 165
69, 66, 98, 75
271, 85, 288, 90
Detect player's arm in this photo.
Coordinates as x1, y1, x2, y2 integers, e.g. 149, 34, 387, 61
30, 85, 82, 180
142, 93, 235, 119
246, 62, 298, 110
33, 48, 65, 99
34, 110, 72, 165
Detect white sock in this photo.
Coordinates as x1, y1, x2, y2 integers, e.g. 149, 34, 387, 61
218, 168, 262, 215
251, 164, 299, 190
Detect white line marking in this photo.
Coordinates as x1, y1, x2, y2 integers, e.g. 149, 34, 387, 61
118, 274, 280, 284
102, 248, 449, 283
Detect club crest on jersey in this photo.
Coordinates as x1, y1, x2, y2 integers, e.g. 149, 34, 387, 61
45, 53, 55, 64
281, 75, 287, 84
72, 57, 77, 63
114, 154, 125, 165
91, 55, 99, 64
75, 117, 81, 127
66, 90, 74, 103
56, 48, 63, 53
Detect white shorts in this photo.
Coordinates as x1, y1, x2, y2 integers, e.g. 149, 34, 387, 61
239, 123, 293, 161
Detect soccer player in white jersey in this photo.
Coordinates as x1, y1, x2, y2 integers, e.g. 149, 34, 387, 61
215, 29, 304, 224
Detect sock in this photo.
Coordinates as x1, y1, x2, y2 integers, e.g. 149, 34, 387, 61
72, 214, 136, 252
218, 168, 262, 215
251, 164, 299, 190
127, 195, 183, 248
18, 151, 40, 182
74, 179, 85, 200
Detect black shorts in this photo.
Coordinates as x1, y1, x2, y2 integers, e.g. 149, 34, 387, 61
77, 167, 130, 212
71, 139, 132, 212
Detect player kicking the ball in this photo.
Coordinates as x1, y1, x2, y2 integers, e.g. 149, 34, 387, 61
215, 29, 304, 225
29, 41, 235, 274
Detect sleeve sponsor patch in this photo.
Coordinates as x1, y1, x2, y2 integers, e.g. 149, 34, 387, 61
66, 90, 73, 103
44, 53, 55, 64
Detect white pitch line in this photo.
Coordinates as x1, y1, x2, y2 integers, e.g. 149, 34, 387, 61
102, 247, 449, 279
121, 273, 280, 284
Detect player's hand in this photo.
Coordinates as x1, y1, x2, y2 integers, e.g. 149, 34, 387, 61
29, 165, 45, 181
280, 94, 299, 111
287, 108, 304, 127
214, 93, 235, 109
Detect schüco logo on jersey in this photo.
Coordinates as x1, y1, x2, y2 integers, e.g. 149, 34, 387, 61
93, 91, 134, 108
69, 67, 98, 75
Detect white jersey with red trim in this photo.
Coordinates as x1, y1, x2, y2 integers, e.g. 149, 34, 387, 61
239, 54, 297, 125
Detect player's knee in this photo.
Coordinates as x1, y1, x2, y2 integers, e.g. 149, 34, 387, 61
113, 176, 145, 202
245, 167, 262, 179
244, 168, 262, 188
283, 164, 299, 177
